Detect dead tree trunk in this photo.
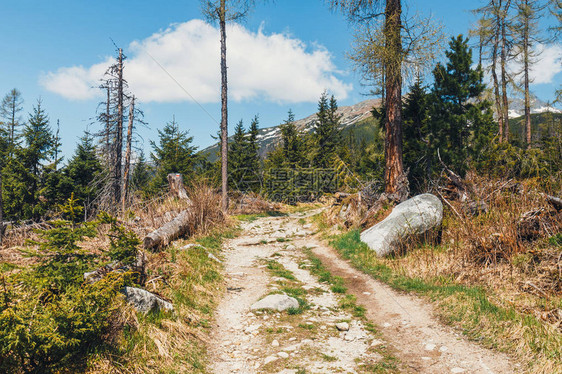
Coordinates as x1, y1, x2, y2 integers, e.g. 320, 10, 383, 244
143, 210, 191, 250
167, 173, 189, 200
219, 0, 229, 212
114, 48, 124, 209
500, 0, 511, 141
122, 96, 135, 212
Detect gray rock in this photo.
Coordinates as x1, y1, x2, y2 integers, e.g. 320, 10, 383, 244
360, 193, 443, 256
121, 286, 174, 313
250, 294, 299, 312
335, 322, 350, 331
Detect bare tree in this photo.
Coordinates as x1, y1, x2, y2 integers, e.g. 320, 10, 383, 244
201, 0, 261, 211
513, 0, 547, 148
0, 88, 24, 156
473, 0, 514, 142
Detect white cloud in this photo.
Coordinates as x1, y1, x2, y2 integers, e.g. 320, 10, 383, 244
528, 44, 562, 84
507, 43, 562, 85
40, 20, 352, 103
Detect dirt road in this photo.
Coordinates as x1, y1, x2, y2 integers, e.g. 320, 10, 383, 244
208, 210, 516, 373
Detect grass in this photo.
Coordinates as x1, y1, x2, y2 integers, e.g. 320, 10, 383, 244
267, 259, 297, 280
89, 223, 238, 373
328, 228, 562, 373
234, 211, 288, 222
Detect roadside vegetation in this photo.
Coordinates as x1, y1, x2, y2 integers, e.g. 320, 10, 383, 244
319, 176, 562, 373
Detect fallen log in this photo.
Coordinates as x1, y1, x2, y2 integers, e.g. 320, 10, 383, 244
143, 209, 191, 250
545, 194, 562, 211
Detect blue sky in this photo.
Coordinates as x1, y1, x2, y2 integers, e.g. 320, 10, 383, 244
0, 0, 560, 158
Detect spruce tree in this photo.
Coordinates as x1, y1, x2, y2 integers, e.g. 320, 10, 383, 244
228, 120, 250, 190
150, 118, 198, 192
130, 150, 152, 194
402, 78, 431, 192
23, 100, 54, 184
64, 134, 103, 209
312, 92, 342, 169
429, 35, 494, 175
279, 110, 306, 168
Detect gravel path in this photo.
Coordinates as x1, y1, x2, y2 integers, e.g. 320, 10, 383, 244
208, 210, 516, 373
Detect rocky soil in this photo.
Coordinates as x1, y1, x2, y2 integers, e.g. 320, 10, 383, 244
208, 210, 516, 373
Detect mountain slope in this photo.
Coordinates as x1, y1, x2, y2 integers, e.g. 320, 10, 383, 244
200, 98, 381, 162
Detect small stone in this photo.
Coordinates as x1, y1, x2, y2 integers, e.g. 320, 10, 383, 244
451, 368, 466, 374
370, 339, 384, 347
320, 325, 327, 330
289, 337, 297, 341
335, 322, 350, 331
283, 344, 298, 352
439, 346, 448, 352
362, 292, 371, 295
278, 352, 290, 359
286, 244, 296, 250
424, 343, 436, 351
383, 322, 391, 328
264, 355, 278, 365
271, 339, 280, 347
344, 334, 355, 341
421, 357, 431, 361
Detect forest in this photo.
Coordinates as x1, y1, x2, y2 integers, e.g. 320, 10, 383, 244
0, 0, 561, 373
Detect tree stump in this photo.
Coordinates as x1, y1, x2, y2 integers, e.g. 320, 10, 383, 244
167, 173, 189, 200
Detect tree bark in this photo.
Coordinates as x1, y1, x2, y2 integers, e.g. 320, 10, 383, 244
522, 0, 532, 148
114, 48, 124, 209
122, 96, 134, 212
500, 0, 511, 142
492, 0, 504, 141
219, 0, 229, 212
143, 210, 191, 250
383, 0, 405, 196
167, 173, 189, 200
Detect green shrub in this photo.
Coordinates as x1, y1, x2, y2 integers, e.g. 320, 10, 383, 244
0, 196, 138, 373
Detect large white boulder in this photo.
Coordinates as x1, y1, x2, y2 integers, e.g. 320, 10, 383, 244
360, 193, 443, 256
250, 294, 299, 312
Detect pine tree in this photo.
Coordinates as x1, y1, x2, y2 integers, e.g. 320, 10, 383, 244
279, 110, 306, 168
21, 100, 55, 219
64, 134, 103, 210
130, 150, 152, 194
228, 120, 250, 190
23, 100, 53, 183
150, 118, 198, 192
402, 78, 431, 192
429, 35, 494, 175
312, 92, 342, 169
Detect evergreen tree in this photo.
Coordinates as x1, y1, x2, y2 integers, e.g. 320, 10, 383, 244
0, 88, 24, 155
402, 78, 431, 192
150, 118, 198, 192
228, 120, 250, 190
130, 150, 152, 194
247, 115, 261, 172
429, 35, 494, 175
279, 110, 306, 168
2, 149, 35, 220
23, 100, 54, 185
312, 92, 342, 169
64, 134, 103, 208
